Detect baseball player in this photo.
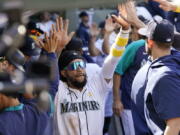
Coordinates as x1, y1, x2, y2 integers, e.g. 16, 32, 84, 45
53, 12, 131, 135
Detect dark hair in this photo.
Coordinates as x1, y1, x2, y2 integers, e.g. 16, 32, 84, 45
65, 37, 83, 52
154, 41, 172, 49
99, 21, 105, 29
172, 34, 180, 51
79, 11, 88, 18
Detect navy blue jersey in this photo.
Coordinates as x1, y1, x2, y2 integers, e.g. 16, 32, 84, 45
115, 40, 148, 109
131, 60, 152, 135
0, 103, 52, 135
76, 23, 90, 48
0, 51, 59, 135
144, 50, 180, 134
115, 40, 151, 135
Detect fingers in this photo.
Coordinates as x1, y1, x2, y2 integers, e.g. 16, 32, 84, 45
44, 32, 48, 40
111, 14, 128, 26
37, 39, 44, 49
113, 107, 123, 116
59, 17, 63, 31
56, 17, 60, 31
64, 19, 69, 33
49, 30, 53, 49
52, 24, 56, 33
113, 101, 124, 116
119, 4, 127, 18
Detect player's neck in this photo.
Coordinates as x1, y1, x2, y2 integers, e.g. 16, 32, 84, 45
68, 83, 83, 91
151, 48, 171, 61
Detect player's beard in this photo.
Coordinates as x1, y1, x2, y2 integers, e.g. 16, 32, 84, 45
67, 74, 87, 89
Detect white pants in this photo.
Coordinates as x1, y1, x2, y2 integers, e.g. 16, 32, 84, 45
121, 109, 135, 135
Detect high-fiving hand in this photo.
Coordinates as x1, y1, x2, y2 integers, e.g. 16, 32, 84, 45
52, 17, 75, 53
89, 23, 100, 37
105, 17, 116, 34
38, 31, 58, 53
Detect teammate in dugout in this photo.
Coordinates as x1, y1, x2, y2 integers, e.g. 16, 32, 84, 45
53, 6, 132, 135
131, 19, 180, 135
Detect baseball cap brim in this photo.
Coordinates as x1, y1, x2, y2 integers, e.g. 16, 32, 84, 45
13, 64, 25, 72
138, 27, 148, 37
138, 20, 157, 38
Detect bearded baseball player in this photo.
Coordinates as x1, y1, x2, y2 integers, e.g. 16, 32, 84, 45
53, 12, 131, 135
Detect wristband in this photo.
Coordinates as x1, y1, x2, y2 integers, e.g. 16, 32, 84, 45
110, 48, 125, 57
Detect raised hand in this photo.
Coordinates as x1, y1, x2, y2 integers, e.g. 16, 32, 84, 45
153, 0, 177, 12
117, 1, 145, 29
122, 1, 137, 24
105, 17, 116, 34
52, 17, 75, 53
89, 23, 100, 37
38, 31, 58, 53
111, 4, 130, 30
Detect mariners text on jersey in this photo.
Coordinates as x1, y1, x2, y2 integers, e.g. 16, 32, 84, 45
61, 101, 100, 113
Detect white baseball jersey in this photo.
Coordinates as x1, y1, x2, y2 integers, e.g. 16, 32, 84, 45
54, 71, 112, 135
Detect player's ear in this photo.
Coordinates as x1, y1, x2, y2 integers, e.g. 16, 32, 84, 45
61, 70, 67, 78
147, 39, 154, 48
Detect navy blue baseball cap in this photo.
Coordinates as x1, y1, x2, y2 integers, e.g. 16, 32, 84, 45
139, 19, 174, 43
27, 21, 44, 34
58, 50, 84, 71
6, 49, 25, 72
79, 11, 88, 18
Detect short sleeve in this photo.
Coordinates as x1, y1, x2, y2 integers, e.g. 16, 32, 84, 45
115, 40, 145, 75
152, 74, 180, 120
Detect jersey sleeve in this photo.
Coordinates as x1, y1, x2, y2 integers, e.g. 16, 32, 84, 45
152, 74, 180, 120
44, 52, 59, 99
115, 40, 145, 75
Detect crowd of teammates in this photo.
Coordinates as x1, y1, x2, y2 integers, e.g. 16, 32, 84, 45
0, 0, 179, 135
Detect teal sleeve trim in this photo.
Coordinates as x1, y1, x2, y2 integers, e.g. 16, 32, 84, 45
4, 104, 24, 111
115, 40, 145, 75
48, 94, 54, 117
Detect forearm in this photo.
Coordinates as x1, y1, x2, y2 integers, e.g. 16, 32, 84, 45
102, 32, 111, 55
102, 28, 130, 80
113, 73, 121, 101
132, 18, 145, 29
164, 125, 180, 135
44, 52, 59, 99
164, 118, 180, 135
89, 36, 101, 56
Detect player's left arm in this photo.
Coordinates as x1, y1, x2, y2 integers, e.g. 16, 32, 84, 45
101, 3, 131, 83
164, 118, 180, 135
152, 74, 180, 135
